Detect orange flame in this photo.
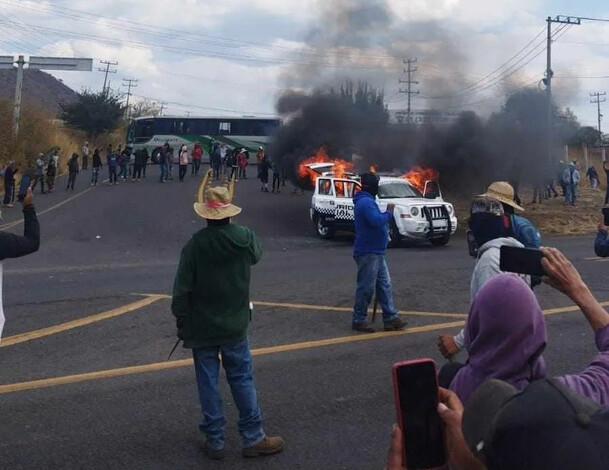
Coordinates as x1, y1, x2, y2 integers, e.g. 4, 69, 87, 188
297, 148, 354, 187
401, 166, 439, 193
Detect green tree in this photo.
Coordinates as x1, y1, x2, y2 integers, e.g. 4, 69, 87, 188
60, 90, 125, 137
570, 126, 601, 147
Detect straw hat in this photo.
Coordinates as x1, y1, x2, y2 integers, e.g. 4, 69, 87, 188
479, 181, 524, 212
193, 170, 241, 219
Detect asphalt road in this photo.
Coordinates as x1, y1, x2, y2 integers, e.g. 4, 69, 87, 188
0, 167, 607, 469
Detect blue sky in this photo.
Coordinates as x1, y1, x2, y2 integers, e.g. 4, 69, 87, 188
0, 0, 608, 128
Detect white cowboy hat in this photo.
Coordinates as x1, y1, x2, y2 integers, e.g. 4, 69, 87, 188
193, 170, 241, 220
479, 181, 524, 212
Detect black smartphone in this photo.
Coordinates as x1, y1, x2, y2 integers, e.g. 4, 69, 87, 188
17, 175, 30, 201
499, 245, 545, 276
392, 360, 446, 469
603, 207, 609, 226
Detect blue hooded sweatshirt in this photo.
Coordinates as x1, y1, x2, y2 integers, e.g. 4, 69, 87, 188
353, 191, 392, 255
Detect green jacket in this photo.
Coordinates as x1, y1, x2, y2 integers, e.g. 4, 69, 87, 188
171, 224, 262, 348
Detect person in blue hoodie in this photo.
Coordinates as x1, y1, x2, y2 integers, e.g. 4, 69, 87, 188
595, 207, 609, 258
351, 172, 407, 333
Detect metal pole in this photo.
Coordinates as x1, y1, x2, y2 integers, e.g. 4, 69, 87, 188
546, 17, 553, 174
13, 55, 24, 138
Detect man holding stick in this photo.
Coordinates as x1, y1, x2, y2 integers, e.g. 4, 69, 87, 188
351, 172, 407, 333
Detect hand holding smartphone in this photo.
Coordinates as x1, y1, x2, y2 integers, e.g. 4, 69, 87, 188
392, 359, 446, 469
17, 175, 31, 202
499, 245, 545, 276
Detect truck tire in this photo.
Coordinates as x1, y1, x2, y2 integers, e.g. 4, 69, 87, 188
431, 234, 450, 247
387, 219, 401, 248
150, 147, 161, 164
314, 213, 335, 239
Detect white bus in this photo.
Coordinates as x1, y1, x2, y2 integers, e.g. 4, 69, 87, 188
126, 115, 280, 162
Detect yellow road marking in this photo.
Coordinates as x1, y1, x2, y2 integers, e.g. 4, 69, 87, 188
0, 295, 165, 348
1, 299, 605, 394
132, 294, 466, 319
0, 320, 465, 394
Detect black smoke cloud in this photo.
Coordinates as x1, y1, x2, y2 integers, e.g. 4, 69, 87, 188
270, 0, 581, 193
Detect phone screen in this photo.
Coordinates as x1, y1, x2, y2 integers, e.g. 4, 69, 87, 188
394, 361, 445, 469
18, 175, 30, 201
499, 245, 545, 276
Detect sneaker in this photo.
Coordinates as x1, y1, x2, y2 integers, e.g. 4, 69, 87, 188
242, 435, 285, 458
384, 317, 408, 331
90, 183, 94, 186
352, 322, 375, 333
201, 441, 225, 460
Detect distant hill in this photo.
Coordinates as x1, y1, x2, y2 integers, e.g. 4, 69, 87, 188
0, 68, 78, 117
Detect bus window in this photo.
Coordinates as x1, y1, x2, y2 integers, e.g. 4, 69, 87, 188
219, 122, 231, 135
176, 120, 190, 134
154, 119, 176, 135
133, 118, 154, 143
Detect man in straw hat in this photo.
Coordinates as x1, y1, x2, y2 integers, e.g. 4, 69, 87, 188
437, 181, 540, 362
171, 171, 284, 460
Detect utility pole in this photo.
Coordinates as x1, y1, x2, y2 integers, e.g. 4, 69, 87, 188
399, 58, 419, 124
98, 60, 118, 95
0, 55, 92, 137
590, 91, 606, 144
158, 101, 167, 116
544, 16, 580, 172
122, 78, 138, 119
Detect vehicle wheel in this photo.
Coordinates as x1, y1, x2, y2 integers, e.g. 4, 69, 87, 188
387, 219, 401, 248
431, 234, 450, 247
150, 147, 161, 164
315, 214, 335, 239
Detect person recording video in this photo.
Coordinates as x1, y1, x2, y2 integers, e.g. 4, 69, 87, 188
594, 205, 609, 258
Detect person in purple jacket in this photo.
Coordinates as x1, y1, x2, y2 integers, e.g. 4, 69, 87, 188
441, 247, 609, 406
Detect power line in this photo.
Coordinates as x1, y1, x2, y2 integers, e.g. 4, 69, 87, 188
590, 91, 606, 144
398, 58, 419, 123
122, 78, 138, 119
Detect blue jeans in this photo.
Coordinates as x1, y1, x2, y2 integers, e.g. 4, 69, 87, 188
118, 163, 128, 179
193, 338, 265, 450
91, 167, 100, 184
352, 253, 399, 324
565, 183, 576, 205
159, 163, 168, 182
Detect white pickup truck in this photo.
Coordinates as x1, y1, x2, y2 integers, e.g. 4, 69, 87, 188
309, 172, 458, 247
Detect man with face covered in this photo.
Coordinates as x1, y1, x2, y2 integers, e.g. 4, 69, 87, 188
351, 173, 407, 333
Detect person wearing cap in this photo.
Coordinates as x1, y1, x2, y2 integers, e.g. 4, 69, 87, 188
171, 176, 284, 460
82, 142, 89, 170
351, 172, 407, 333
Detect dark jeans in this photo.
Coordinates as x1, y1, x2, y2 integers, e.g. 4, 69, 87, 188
82, 156, 88, 170
67, 172, 77, 190
32, 174, 45, 193
3, 182, 13, 204
230, 166, 237, 180
46, 176, 55, 192
159, 163, 168, 182
192, 160, 201, 176
272, 173, 280, 191
179, 164, 188, 181
238, 167, 247, 179
109, 167, 118, 184
91, 167, 100, 184
142, 162, 147, 178
352, 253, 399, 325
547, 179, 558, 197
212, 163, 221, 180
133, 164, 142, 180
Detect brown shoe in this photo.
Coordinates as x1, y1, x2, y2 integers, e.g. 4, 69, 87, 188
384, 317, 408, 331
242, 435, 285, 458
352, 322, 375, 333
201, 441, 225, 460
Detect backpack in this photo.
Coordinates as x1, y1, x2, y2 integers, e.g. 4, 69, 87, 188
510, 215, 541, 249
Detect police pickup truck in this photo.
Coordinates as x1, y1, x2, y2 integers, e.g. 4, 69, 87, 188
309, 171, 458, 247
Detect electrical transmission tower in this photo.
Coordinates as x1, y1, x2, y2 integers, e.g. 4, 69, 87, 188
399, 58, 419, 124
122, 78, 138, 119
590, 91, 606, 145
99, 60, 118, 95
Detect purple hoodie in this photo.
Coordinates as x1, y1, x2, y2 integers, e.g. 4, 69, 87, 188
450, 275, 547, 404
451, 274, 609, 406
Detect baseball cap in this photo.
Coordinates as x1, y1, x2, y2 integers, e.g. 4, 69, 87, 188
462, 378, 609, 470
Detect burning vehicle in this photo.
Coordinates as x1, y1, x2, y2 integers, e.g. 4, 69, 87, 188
308, 163, 458, 247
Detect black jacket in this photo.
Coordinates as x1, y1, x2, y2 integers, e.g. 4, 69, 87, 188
92, 152, 103, 168
4, 166, 15, 186
68, 158, 79, 174
0, 205, 40, 260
